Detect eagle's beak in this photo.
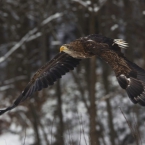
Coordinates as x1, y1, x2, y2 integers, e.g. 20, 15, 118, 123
60, 46, 68, 52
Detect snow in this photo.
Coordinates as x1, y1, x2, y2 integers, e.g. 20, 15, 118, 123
0, 129, 35, 145
0, 133, 21, 145
111, 24, 119, 31
51, 41, 61, 46
86, 0, 91, 5
1, 1, 145, 144
94, 7, 99, 12
72, 0, 106, 12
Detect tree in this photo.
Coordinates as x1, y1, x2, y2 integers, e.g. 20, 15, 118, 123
1, 0, 145, 145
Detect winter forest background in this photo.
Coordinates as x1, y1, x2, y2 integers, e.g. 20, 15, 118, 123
0, 0, 145, 145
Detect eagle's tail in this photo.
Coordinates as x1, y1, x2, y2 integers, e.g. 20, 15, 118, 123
117, 59, 145, 106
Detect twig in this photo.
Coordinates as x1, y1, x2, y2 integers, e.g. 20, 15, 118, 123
50, 116, 55, 145
77, 112, 82, 145
132, 114, 142, 145
67, 125, 73, 145
119, 107, 141, 145
80, 114, 88, 145
119, 107, 134, 133
23, 128, 26, 145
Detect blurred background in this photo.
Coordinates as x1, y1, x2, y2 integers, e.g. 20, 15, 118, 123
0, 0, 145, 145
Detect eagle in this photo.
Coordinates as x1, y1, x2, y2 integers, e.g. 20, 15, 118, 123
0, 34, 145, 115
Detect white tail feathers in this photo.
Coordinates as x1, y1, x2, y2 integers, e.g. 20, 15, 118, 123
114, 39, 128, 49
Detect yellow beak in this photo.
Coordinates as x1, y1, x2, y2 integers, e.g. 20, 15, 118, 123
60, 46, 68, 52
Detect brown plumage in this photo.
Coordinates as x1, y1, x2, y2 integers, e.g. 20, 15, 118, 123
0, 34, 145, 115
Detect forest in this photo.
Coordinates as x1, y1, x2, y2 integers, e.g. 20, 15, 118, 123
0, 0, 145, 145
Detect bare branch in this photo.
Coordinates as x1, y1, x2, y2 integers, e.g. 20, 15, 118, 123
0, 84, 14, 91
0, 12, 63, 64
119, 107, 142, 145
3, 75, 27, 85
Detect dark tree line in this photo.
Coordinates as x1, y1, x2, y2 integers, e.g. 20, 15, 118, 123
0, 0, 145, 145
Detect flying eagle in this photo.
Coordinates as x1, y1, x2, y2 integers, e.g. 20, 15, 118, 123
0, 34, 145, 115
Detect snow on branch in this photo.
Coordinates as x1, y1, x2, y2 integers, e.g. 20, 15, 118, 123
41, 13, 63, 26
72, 0, 89, 8
0, 75, 27, 91
0, 12, 63, 64
3, 75, 27, 85
26, 32, 42, 42
0, 84, 14, 91
0, 27, 38, 64
72, 0, 107, 13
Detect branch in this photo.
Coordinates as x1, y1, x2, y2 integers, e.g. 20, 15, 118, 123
0, 27, 38, 63
72, 0, 89, 8
0, 84, 14, 91
0, 12, 63, 64
0, 76, 27, 91
3, 75, 27, 85
72, 0, 107, 13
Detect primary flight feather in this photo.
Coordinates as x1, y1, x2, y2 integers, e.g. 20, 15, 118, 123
0, 34, 145, 115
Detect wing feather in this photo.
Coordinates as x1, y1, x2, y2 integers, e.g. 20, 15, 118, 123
0, 52, 81, 115
56, 66, 66, 75
45, 73, 54, 85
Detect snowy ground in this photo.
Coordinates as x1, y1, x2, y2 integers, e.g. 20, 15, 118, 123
0, 133, 20, 145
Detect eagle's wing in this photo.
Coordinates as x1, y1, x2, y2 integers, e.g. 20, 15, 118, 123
90, 42, 145, 106
112, 56, 145, 106
0, 52, 81, 115
117, 58, 145, 106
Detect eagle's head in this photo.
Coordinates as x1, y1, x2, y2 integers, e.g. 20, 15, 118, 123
59, 43, 82, 58
60, 44, 76, 56
60, 44, 72, 53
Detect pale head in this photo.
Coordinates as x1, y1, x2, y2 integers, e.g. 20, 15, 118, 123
60, 45, 68, 52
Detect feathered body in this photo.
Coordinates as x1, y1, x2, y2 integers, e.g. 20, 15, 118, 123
0, 34, 145, 115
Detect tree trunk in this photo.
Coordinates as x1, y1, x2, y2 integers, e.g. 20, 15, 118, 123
102, 62, 116, 145
89, 56, 99, 145
55, 80, 64, 145
88, 1, 100, 144
30, 104, 41, 145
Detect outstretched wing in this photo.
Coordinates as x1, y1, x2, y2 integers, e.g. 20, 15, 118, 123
115, 58, 145, 106
96, 45, 145, 106
0, 52, 81, 115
